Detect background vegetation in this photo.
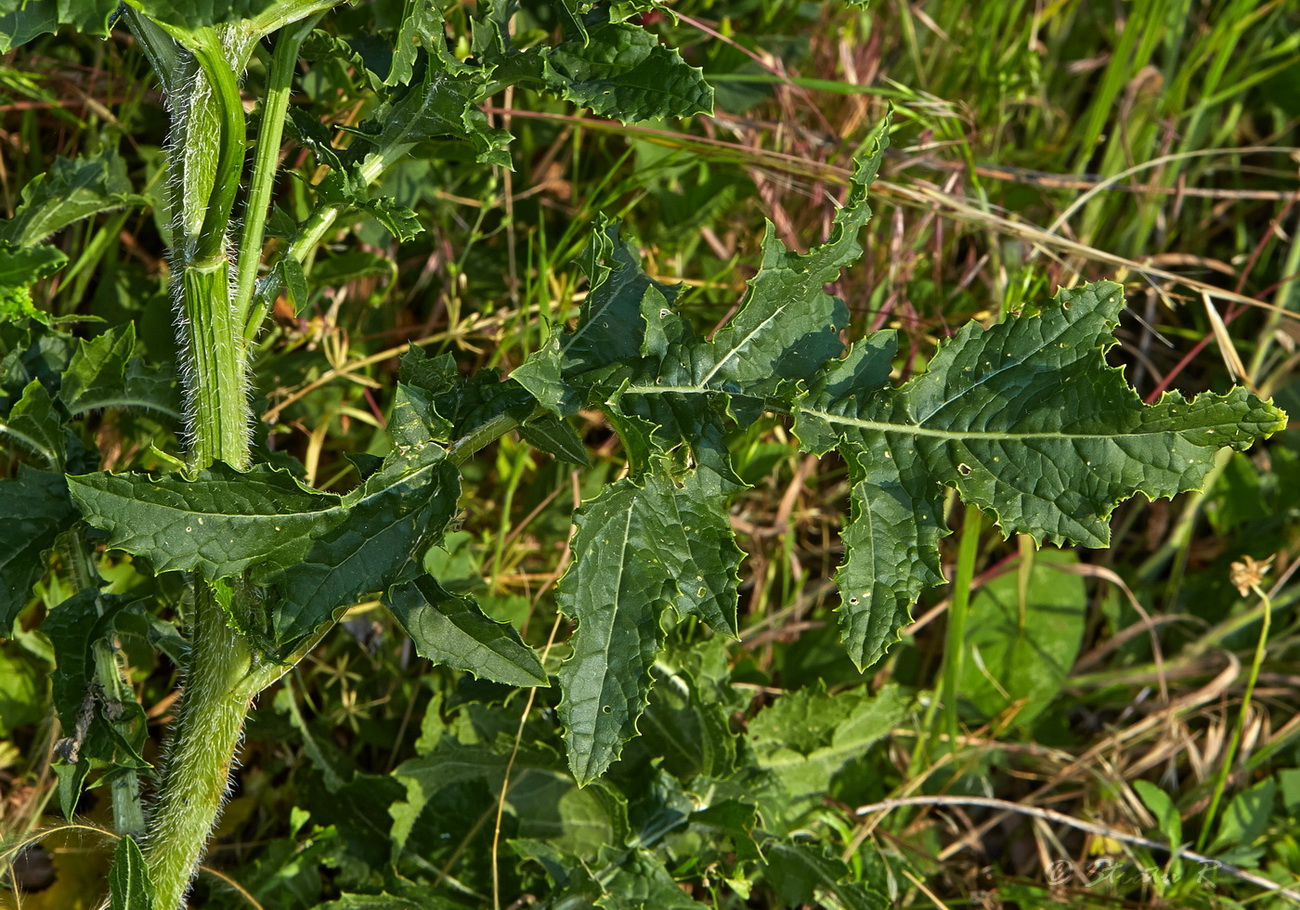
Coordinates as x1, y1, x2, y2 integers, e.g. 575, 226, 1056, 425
2, 0, 1299, 907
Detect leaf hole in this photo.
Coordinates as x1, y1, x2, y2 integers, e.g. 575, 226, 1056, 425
957, 463, 972, 476
601, 705, 612, 715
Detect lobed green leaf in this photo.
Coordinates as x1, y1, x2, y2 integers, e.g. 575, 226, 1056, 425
0, 150, 141, 250
67, 404, 461, 652
557, 467, 743, 783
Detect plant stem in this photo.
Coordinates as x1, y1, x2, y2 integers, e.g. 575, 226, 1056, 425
144, 583, 255, 910
181, 264, 250, 469
144, 28, 263, 909
1196, 582, 1272, 852
58, 532, 146, 837
231, 16, 320, 328
941, 505, 983, 747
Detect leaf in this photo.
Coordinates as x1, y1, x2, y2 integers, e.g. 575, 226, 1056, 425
358, 57, 511, 170
0, 646, 42, 736
0, 0, 118, 50
3, 378, 66, 466
516, 412, 589, 465
58, 324, 136, 415
385, 575, 548, 687
386, 0, 460, 86
955, 550, 1087, 729
596, 850, 701, 909
45, 589, 119, 732
0, 150, 140, 249
1133, 779, 1182, 848
0, 466, 77, 631
558, 467, 744, 784
512, 217, 677, 417
621, 662, 736, 781
128, 0, 337, 33
761, 841, 889, 910
541, 22, 714, 122
269, 256, 310, 316
799, 281, 1287, 668
393, 737, 628, 857
0, 244, 67, 287
749, 684, 909, 803
108, 835, 155, 910
0, 5, 57, 53
58, 323, 180, 420
1210, 777, 1276, 855
317, 895, 457, 910
67, 406, 461, 652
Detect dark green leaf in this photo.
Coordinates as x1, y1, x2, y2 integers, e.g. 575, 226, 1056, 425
597, 849, 701, 909
385, 575, 548, 687
129, 0, 340, 33
386, 0, 461, 86
0, 151, 140, 249
0, 5, 57, 53
0, 0, 117, 50
762, 841, 888, 910
360, 58, 511, 169
513, 218, 676, 417
542, 22, 713, 122
271, 256, 310, 316
362, 195, 424, 242
108, 835, 155, 910
45, 589, 110, 732
749, 684, 909, 803
0, 466, 77, 631
57, 324, 177, 419
0, 244, 67, 288
516, 412, 589, 464
1210, 777, 1276, 854
799, 281, 1287, 668
67, 417, 461, 652
4, 378, 65, 465
59, 324, 136, 415
558, 467, 743, 783
0, 646, 42, 736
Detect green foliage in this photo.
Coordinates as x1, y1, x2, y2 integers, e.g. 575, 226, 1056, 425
954, 550, 1086, 729
0, 1, 1293, 908
109, 835, 156, 910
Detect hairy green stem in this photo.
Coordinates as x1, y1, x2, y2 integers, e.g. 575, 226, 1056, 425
144, 27, 261, 909
181, 264, 250, 469
144, 583, 256, 910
